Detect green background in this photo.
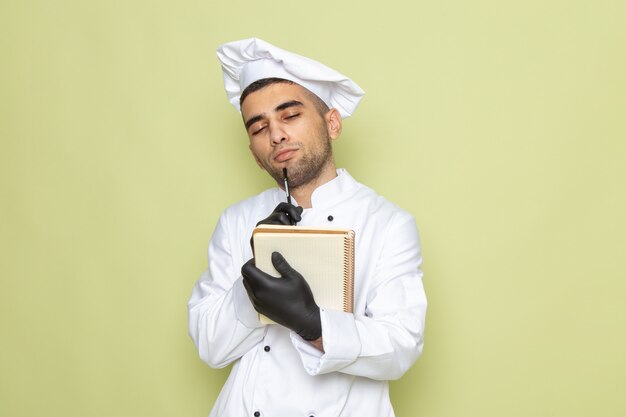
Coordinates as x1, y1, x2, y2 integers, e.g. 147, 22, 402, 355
2, 0, 625, 416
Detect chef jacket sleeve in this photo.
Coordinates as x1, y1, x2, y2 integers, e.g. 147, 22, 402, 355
188, 211, 265, 368
291, 211, 427, 380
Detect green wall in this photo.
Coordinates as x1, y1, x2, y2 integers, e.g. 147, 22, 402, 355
2, 1, 625, 416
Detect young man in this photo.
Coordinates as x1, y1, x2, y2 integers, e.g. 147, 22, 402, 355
188, 38, 427, 417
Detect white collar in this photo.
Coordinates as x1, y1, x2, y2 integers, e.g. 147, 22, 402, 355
285, 168, 359, 210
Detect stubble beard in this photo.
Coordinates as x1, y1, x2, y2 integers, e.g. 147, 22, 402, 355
265, 132, 333, 190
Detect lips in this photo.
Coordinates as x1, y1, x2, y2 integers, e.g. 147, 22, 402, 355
274, 148, 298, 162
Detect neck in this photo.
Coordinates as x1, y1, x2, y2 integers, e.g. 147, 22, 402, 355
288, 161, 337, 209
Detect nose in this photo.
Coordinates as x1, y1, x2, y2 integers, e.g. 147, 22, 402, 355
269, 123, 287, 145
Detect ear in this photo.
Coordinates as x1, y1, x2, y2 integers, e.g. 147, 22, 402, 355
325, 108, 342, 140
249, 144, 266, 170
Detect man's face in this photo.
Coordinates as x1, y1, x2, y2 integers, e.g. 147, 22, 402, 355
241, 82, 340, 189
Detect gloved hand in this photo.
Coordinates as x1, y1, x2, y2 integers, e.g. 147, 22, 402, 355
241, 252, 322, 341
256, 202, 303, 226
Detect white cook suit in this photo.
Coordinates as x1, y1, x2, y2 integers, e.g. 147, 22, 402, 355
188, 169, 427, 417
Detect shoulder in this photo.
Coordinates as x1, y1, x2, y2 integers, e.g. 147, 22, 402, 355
350, 176, 415, 223
219, 187, 280, 229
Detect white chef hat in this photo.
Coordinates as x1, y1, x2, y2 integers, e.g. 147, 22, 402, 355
216, 38, 365, 119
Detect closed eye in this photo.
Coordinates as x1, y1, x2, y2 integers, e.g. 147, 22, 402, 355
251, 125, 267, 135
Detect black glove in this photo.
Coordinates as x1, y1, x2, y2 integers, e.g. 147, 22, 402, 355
256, 202, 303, 226
241, 252, 322, 341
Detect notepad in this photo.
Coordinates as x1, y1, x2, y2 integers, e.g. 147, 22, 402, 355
252, 225, 355, 325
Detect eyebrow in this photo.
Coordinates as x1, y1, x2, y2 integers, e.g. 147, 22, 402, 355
275, 100, 303, 112
244, 100, 304, 131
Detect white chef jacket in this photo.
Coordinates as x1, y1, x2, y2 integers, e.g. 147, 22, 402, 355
188, 169, 427, 417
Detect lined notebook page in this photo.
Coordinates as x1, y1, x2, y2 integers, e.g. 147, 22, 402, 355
254, 233, 346, 311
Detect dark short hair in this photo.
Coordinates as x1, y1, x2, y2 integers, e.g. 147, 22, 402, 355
240, 77, 330, 117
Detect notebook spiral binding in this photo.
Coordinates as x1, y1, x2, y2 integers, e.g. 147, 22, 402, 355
343, 231, 355, 313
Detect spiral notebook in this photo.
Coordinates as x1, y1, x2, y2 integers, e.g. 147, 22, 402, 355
252, 224, 355, 325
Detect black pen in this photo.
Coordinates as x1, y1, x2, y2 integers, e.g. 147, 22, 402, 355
282, 168, 292, 205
